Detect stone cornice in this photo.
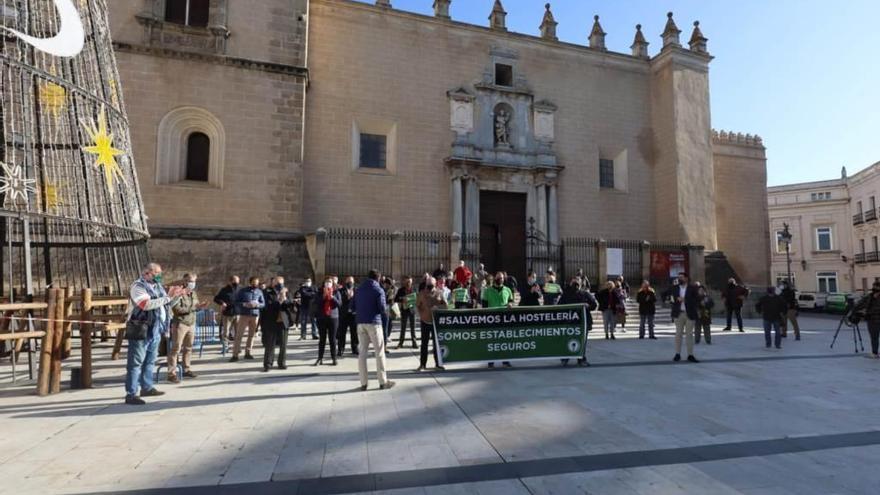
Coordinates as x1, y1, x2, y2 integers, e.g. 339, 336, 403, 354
150, 226, 305, 242
649, 45, 712, 74
112, 42, 309, 79
313, 0, 650, 75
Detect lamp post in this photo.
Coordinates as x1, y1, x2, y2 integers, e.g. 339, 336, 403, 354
780, 223, 793, 288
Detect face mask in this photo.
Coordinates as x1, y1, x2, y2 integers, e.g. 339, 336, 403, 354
495, 280, 503, 286
426, 284, 435, 291
231, 282, 239, 288
325, 282, 333, 289
152, 273, 163, 284
678, 279, 686, 286
346, 282, 354, 289
187, 282, 196, 290
275, 283, 284, 291
571, 283, 579, 289
304, 281, 312, 287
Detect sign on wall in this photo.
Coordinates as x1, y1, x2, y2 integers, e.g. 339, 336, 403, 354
650, 251, 690, 281
607, 248, 623, 277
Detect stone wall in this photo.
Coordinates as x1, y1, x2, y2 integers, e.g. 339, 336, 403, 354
305, 0, 660, 241
148, 232, 311, 298
713, 132, 770, 286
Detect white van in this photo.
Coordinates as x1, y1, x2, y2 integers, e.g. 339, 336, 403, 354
797, 292, 826, 310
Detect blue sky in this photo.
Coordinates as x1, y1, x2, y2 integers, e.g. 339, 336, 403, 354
353, 0, 879, 186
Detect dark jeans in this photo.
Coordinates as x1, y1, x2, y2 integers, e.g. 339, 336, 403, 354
262, 322, 288, 369
125, 337, 159, 397
317, 317, 338, 361
695, 320, 711, 344
868, 320, 880, 355
398, 309, 416, 347
726, 307, 743, 331
638, 313, 655, 338
763, 319, 782, 348
420, 321, 440, 367
337, 313, 359, 355
300, 310, 317, 338
381, 313, 394, 342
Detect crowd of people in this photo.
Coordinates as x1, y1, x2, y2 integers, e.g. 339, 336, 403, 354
121, 261, 801, 405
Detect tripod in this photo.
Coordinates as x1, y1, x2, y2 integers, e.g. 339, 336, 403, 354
830, 309, 865, 354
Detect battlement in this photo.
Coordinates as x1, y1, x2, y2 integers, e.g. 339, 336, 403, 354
712, 129, 764, 148
359, 1, 709, 60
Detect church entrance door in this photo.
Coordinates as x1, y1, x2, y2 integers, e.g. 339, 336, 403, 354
480, 191, 527, 283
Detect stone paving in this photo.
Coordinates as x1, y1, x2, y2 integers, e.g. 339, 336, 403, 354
0, 313, 878, 494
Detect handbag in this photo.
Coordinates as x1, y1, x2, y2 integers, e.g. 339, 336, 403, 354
125, 319, 149, 340
390, 302, 401, 319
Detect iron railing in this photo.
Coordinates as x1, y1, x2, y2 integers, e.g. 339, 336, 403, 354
561, 237, 599, 283
325, 228, 393, 279
866, 209, 878, 222
854, 213, 865, 225
401, 231, 450, 278
606, 239, 644, 284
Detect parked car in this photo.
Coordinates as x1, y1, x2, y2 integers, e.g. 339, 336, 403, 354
824, 294, 852, 314
797, 292, 825, 311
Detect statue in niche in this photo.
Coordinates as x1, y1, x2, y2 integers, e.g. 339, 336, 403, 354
494, 108, 511, 147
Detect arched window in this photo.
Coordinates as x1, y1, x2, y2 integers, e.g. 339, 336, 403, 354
185, 132, 210, 182
156, 107, 225, 187
165, 0, 210, 28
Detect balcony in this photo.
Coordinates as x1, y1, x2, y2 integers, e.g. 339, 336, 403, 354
868, 251, 880, 263
866, 209, 878, 222
855, 253, 866, 264
853, 212, 864, 225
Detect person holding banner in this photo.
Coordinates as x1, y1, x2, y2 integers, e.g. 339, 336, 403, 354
560, 277, 598, 367
394, 277, 418, 348
671, 272, 700, 363
483, 272, 515, 368
416, 276, 447, 371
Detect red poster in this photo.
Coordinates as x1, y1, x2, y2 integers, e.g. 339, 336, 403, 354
651, 251, 689, 280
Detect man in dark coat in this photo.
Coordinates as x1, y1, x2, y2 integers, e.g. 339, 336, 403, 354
213, 275, 239, 342
756, 286, 787, 349
560, 277, 598, 367
670, 272, 700, 363
722, 278, 750, 333
260, 276, 295, 371
779, 280, 800, 340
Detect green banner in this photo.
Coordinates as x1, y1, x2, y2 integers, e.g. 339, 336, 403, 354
432, 304, 588, 364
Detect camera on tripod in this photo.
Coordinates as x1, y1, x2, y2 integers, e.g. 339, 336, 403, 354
832, 294, 866, 353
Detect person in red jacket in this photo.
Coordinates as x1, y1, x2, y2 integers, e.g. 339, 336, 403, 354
453, 260, 472, 288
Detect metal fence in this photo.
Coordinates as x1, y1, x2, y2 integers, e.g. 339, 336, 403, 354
402, 231, 450, 278
526, 229, 561, 280
460, 233, 481, 272
561, 237, 600, 283
325, 228, 393, 279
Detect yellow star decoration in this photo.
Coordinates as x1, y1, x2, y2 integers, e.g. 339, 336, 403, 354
82, 106, 127, 194
39, 81, 67, 120
42, 181, 64, 211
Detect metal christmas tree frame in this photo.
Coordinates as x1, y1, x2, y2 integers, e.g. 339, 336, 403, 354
1, 0, 149, 299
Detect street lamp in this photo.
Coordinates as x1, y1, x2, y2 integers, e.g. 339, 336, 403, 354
780, 223, 793, 287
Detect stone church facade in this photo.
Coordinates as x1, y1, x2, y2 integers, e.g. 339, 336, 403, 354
109, 0, 770, 291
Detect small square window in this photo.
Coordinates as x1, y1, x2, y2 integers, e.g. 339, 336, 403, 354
599, 159, 614, 189
495, 64, 513, 87
359, 133, 387, 169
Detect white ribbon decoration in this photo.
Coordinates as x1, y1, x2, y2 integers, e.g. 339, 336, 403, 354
2, 0, 85, 58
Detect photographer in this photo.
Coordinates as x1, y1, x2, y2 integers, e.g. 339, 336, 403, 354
853, 281, 880, 358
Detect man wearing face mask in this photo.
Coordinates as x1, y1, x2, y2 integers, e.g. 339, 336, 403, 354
232, 277, 265, 362
124, 263, 186, 405
416, 276, 447, 371
483, 272, 514, 368
213, 275, 240, 343
168, 273, 207, 383
295, 278, 318, 340
261, 277, 296, 371
337, 276, 359, 357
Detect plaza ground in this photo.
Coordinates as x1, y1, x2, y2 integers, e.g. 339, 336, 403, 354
0, 312, 878, 494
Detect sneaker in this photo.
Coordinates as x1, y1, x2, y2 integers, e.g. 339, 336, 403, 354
775, 345, 782, 350
687, 355, 699, 363
796, 336, 801, 341
610, 334, 616, 340
415, 366, 425, 372
229, 356, 239, 363
262, 367, 270, 372
167, 375, 180, 384
125, 395, 146, 405
722, 327, 731, 332
738, 329, 745, 333
183, 370, 197, 378
278, 365, 288, 370
649, 336, 658, 340
673, 354, 681, 362
502, 362, 512, 368
488, 363, 495, 369
141, 388, 165, 397
244, 353, 255, 360
577, 359, 590, 367
435, 366, 446, 371
411, 344, 418, 349
380, 380, 396, 390
360, 384, 368, 391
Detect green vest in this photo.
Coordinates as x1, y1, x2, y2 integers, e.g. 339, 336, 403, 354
483, 285, 513, 308
543, 282, 562, 294
453, 287, 470, 303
